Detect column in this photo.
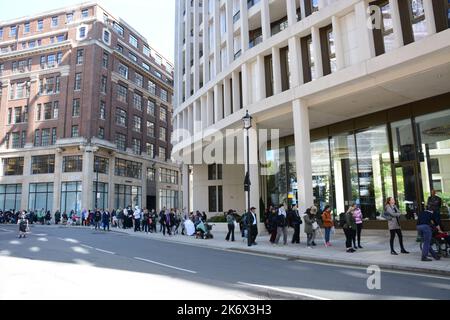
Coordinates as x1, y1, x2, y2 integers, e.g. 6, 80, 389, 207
182, 164, 189, 211
203, 1, 210, 84
193, 100, 201, 134
183, 108, 189, 132
175, 0, 183, 107
185, 0, 192, 100
241, 63, 250, 107
311, 26, 323, 79
226, 0, 235, 64
193, 0, 200, 91
108, 154, 115, 213
82, 147, 95, 211
223, 78, 232, 117
213, 0, 221, 76
272, 47, 282, 94
423, 0, 436, 35
287, 0, 298, 26
240, 0, 250, 53
243, 125, 260, 222
261, 0, 271, 41
207, 90, 214, 125
288, 36, 303, 87
292, 99, 313, 215
21, 153, 32, 211
53, 152, 63, 213
389, 0, 404, 49
232, 71, 240, 112
354, 0, 375, 62
300, 0, 306, 20
255, 55, 266, 101
188, 105, 194, 135
332, 15, 345, 71
214, 84, 223, 123
201, 95, 208, 129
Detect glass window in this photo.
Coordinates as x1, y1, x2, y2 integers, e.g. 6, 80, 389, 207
74, 73, 82, 90
93, 182, 108, 210
146, 143, 154, 157
391, 119, 416, 162
66, 13, 74, 23
133, 93, 143, 110
11, 132, 20, 149
133, 116, 142, 132
116, 108, 127, 126
160, 88, 168, 102
208, 186, 218, 212
143, 45, 150, 57
116, 133, 126, 151
147, 168, 155, 181
82, 9, 89, 18
3, 157, 24, 176
148, 80, 156, 95
311, 139, 332, 212
79, 26, 86, 38
72, 99, 80, 117
76, 49, 84, 64
326, 27, 337, 73
113, 23, 124, 36
115, 184, 142, 209
32, 155, 55, 174
409, 0, 427, 42
160, 107, 167, 122
61, 182, 82, 215
147, 121, 154, 137
129, 34, 138, 48
159, 127, 166, 142
94, 156, 109, 174
63, 156, 82, 172
52, 16, 58, 27
132, 138, 141, 155
114, 158, 142, 179
118, 63, 128, 79
159, 147, 166, 161
265, 147, 288, 206
135, 73, 143, 87
29, 183, 53, 212
100, 101, 106, 120
24, 22, 30, 33
129, 52, 138, 62
102, 52, 109, 68
101, 76, 107, 93
147, 100, 155, 116
159, 189, 178, 211
117, 84, 128, 102
103, 30, 110, 43
71, 125, 79, 138
0, 184, 22, 211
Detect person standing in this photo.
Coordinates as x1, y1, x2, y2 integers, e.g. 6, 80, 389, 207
225, 210, 236, 242
321, 205, 333, 247
275, 204, 288, 246
352, 204, 364, 249
54, 210, 61, 225
249, 207, 258, 246
417, 207, 440, 262
427, 190, 442, 230
290, 205, 302, 244
94, 209, 102, 230
384, 197, 410, 255
268, 207, 278, 244
133, 207, 141, 232
159, 208, 166, 233
142, 209, 149, 234
343, 208, 357, 253
18, 213, 29, 239
102, 209, 110, 231
304, 208, 317, 248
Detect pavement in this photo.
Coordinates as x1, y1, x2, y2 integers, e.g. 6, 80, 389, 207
96, 224, 450, 276
1, 224, 450, 300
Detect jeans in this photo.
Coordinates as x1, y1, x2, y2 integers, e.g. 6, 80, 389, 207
142, 221, 149, 233
226, 224, 235, 241
103, 222, 109, 231
324, 227, 331, 243
275, 227, 287, 245
417, 224, 438, 259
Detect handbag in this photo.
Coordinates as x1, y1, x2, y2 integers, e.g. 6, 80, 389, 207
312, 222, 319, 230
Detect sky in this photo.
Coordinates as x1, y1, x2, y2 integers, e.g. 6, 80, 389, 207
0, 0, 175, 62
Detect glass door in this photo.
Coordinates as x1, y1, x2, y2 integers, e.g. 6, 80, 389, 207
395, 162, 421, 219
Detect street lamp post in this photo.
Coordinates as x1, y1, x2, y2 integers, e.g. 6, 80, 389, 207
243, 111, 253, 247
95, 157, 99, 211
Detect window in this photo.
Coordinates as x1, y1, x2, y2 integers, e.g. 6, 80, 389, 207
129, 34, 138, 48
3, 157, 24, 176
159, 189, 178, 211
160, 88, 168, 102
41, 129, 51, 146
0, 28, 3, 39
117, 44, 123, 53
31, 155, 55, 175
147, 121, 155, 137
7, 108, 12, 125
135, 73, 144, 87
34, 130, 40, 146
0, 184, 22, 211
372, 1, 395, 56
55, 76, 61, 93
79, 26, 86, 38
71, 125, 79, 138
74, 73, 82, 90
14, 107, 22, 124
63, 156, 82, 172
118, 63, 128, 78
37, 20, 43, 32
23, 107, 28, 123
160, 107, 167, 122
53, 101, 59, 119
115, 158, 142, 179
11, 132, 20, 149
101, 76, 107, 93
94, 156, 109, 174
142, 62, 150, 71
115, 185, 142, 209
113, 22, 124, 36
98, 127, 105, 139
132, 138, 141, 155
72, 99, 81, 117
29, 183, 54, 213
102, 52, 109, 68
52, 16, 58, 27
116, 133, 126, 151
57, 34, 66, 42
10, 25, 17, 38
82, 9, 89, 18
159, 127, 167, 142
103, 30, 110, 43
159, 168, 179, 184
93, 182, 108, 210
47, 54, 57, 68
209, 186, 222, 212
147, 167, 155, 181
44, 103, 53, 120
208, 164, 223, 180
148, 80, 156, 95
100, 101, 106, 120
146, 143, 154, 157
76, 49, 84, 65
133, 116, 142, 132
147, 100, 155, 116
61, 182, 82, 215
133, 92, 142, 110
117, 84, 128, 102
129, 52, 138, 62
159, 147, 166, 160
115, 108, 127, 126
301, 35, 316, 83
36, 104, 42, 121
66, 13, 74, 23
24, 22, 30, 33
143, 45, 150, 57
409, 0, 427, 42
52, 128, 57, 145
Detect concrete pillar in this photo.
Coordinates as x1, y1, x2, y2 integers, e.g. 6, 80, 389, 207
226, 0, 235, 64
292, 99, 313, 215
243, 125, 260, 221
213, 0, 221, 75
82, 147, 95, 211
201, 95, 208, 129
354, 0, 375, 62
256, 55, 266, 101
53, 152, 62, 213
241, 63, 250, 107
203, 1, 210, 84
332, 15, 345, 71
214, 84, 223, 123
261, 0, 271, 41
232, 71, 240, 112
288, 36, 303, 87
223, 77, 232, 117
287, 0, 297, 26
193, 0, 200, 91
240, 0, 250, 53
311, 26, 323, 79
207, 90, 214, 125
193, 100, 201, 134
21, 154, 32, 211
108, 154, 115, 212
272, 47, 282, 94
300, 0, 306, 19
188, 105, 193, 135
185, 0, 192, 99
182, 164, 189, 211
389, 0, 404, 49
423, 0, 436, 36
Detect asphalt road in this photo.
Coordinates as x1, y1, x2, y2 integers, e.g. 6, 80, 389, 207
0, 224, 449, 300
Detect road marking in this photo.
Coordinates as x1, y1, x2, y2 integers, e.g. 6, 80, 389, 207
238, 282, 330, 300
134, 257, 197, 274
81, 244, 94, 249
95, 248, 115, 255
0, 228, 13, 233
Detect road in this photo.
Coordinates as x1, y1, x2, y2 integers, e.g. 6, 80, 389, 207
0, 224, 449, 300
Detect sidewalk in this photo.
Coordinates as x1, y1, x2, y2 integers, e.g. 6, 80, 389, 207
102, 225, 450, 276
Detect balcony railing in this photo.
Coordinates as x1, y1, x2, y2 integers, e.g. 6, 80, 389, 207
249, 35, 263, 48
233, 11, 241, 24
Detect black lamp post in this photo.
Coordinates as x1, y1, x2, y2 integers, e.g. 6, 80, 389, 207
243, 110, 253, 247
95, 157, 99, 210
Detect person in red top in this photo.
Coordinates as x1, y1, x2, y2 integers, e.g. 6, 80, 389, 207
321, 206, 333, 247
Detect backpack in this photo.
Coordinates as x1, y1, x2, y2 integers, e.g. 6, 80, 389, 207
339, 212, 346, 228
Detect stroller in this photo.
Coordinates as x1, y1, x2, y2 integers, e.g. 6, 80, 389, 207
195, 221, 214, 239
418, 226, 450, 258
